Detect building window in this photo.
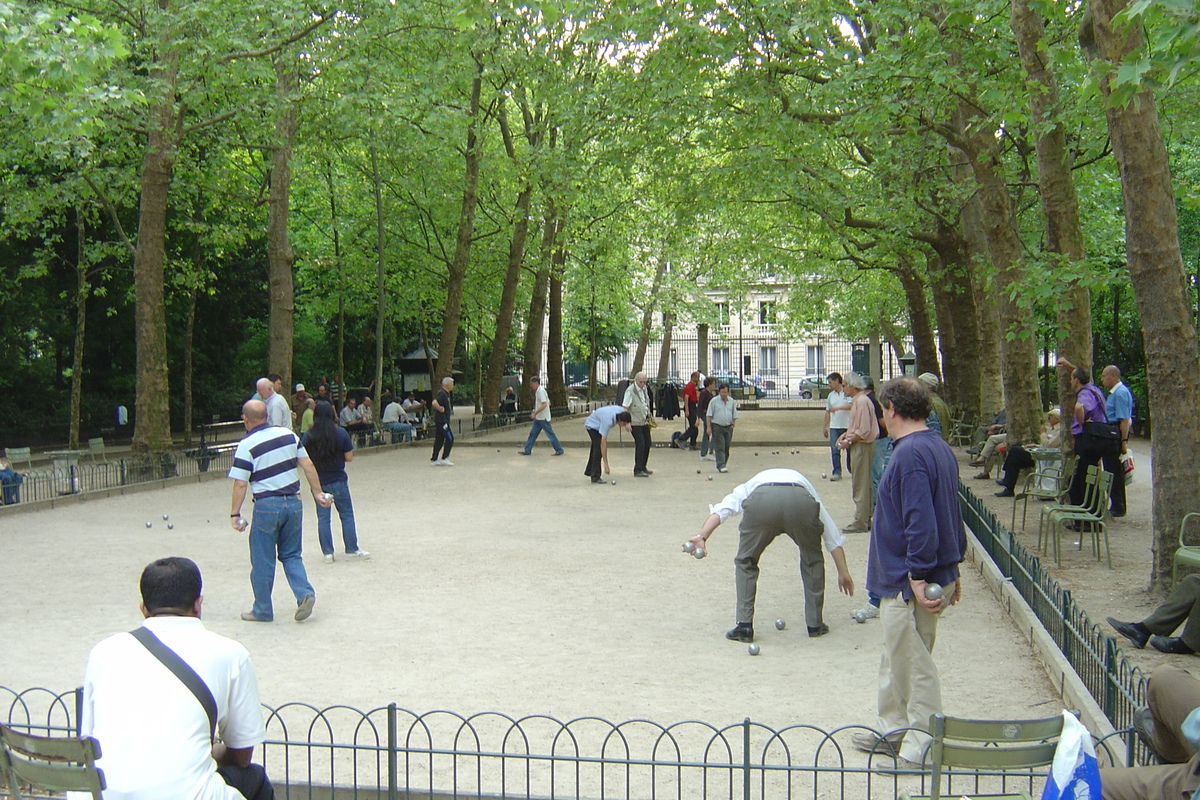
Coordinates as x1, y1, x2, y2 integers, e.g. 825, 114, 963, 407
758, 301, 777, 325
806, 345, 824, 375
712, 347, 731, 373
760, 346, 778, 376
714, 302, 730, 327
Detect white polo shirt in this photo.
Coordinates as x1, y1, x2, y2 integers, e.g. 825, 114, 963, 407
533, 385, 552, 421
826, 390, 851, 429
76, 616, 266, 800
708, 468, 845, 553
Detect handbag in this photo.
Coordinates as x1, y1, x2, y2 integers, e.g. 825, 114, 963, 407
1082, 420, 1119, 441
1121, 452, 1135, 484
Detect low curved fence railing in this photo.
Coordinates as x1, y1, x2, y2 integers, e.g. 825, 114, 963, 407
958, 484, 1150, 766
2, 686, 1132, 799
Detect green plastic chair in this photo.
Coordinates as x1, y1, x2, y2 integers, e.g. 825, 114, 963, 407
86, 437, 108, 463
0, 723, 105, 799
901, 712, 1068, 800
1037, 466, 1099, 549
1011, 454, 1076, 533
1172, 512, 1200, 587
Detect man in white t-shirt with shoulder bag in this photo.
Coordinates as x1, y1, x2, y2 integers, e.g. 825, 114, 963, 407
822, 373, 852, 482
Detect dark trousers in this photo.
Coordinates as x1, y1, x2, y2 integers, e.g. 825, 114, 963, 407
1068, 433, 1122, 512
680, 409, 699, 447
219, 763, 275, 800
998, 445, 1036, 492
584, 428, 604, 479
431, 422, 454, 461
630, 424, 651, 473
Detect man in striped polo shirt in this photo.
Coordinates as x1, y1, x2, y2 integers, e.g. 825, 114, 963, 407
229, 399, 331, 623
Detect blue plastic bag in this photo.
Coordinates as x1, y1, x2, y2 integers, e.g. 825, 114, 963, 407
1040, 711, 1101, 800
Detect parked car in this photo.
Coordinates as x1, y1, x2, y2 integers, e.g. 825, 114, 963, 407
710, 374, 766, 400
798, 375, 833, 400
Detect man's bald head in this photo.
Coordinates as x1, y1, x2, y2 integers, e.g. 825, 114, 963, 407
256, 377, 274, 398
1101, 365, 1122, 389
242, 399, 267, 427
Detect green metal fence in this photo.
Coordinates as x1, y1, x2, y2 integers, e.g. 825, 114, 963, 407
957, 483, 1150, 766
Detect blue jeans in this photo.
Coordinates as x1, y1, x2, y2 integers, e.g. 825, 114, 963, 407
316, 479, 359, 555
523, 419, 564, 454
248, 494, 314, 621
383, 421, 414, 442
828, 428, 847, 475
872, 437, 893, 495
700, 426, 711, 457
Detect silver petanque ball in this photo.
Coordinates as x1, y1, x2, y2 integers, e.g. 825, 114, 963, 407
611, 480, 617, 485
693, 547, 706, 559
683, 541, 696, 553
167, 523, 174, 530
706, 476, 713, 481
162, 514, 169, 520
925, 583, 944, 600
854, 610, 868, 623
775, 619, 786, 630
323, 493, 334, 503
748, 644, 760, 656
145, 521, 152, 528
697, 469, 701, 474
821, 472, 827, 479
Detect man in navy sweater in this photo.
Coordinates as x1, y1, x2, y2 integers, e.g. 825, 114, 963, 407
852, 376, 966, 766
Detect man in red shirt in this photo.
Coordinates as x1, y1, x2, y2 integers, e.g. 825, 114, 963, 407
672, 371, 702, 450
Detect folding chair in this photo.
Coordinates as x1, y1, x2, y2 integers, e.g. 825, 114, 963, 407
1172, 512, 1200, 587
86, 437, 108, 463
1039, 467, 1113, 568
901, 712, 1068, 800
0, 722, 106, 799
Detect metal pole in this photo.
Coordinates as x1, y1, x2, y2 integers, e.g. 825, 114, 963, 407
388, 702, 398, 800
742, 716, 751, 800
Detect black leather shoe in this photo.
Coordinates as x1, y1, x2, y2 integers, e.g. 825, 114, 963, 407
1149, 636, 1195, 655
1132, 707, 1162, 761
807, 624, 830, 638
994, 489, 1015, 498
591, 477, 604, 484
634, 470, 650, 478
1108, 617, 1151, 649
725, 625, 754, 643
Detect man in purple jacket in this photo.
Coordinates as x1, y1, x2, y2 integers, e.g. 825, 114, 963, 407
852, 376, 966, 766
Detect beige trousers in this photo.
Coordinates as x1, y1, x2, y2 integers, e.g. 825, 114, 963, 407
848, 441, 874, 528
877, 592, 942, 764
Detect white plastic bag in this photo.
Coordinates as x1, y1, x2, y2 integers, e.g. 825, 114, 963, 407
1040, 711, 1101, 800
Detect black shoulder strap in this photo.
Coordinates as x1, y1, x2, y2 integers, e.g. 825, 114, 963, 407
130, 626, 218, 743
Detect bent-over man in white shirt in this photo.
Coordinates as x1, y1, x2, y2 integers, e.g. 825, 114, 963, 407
684, 468, 855, 643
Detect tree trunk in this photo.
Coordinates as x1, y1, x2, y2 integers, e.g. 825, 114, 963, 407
327, 166, 345, 394
183, 281, 197, 446
656, 311, 674, 383
131, 23, 179, 454
370, 141, 386, 408
1090, 0, 1200, 588
927, 218, 982, 415
435, 60, 484, 383
697, 323, 709, 374
520, 205, 556, 408
267, 55, 297, 392
547, 232, 568, 409
69, 207, 86, 450
896, 258, 940, 377
955, 109, 1043, 445
955, 148, 1003, 422
630, 256, 668, 377
1011, 0, 1091, 429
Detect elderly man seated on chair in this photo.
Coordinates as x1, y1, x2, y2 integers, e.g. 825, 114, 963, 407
1099, 664, 1200, 800
992, 408, 1063, 497
1108, 576, 1200, 656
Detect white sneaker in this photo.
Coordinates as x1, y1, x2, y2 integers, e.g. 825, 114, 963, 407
440, 459, 455, 466
701, 454, 715, 461
851, 603, 879, 622
346, 549, 371, 559
717, 467, 728, 473
323, 554, 334, 564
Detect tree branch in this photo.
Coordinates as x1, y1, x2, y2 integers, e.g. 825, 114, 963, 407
80, 171, 136, 255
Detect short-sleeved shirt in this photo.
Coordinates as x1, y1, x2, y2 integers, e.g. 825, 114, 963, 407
708, 468, 845, 553
382, 401, 405, 425
697, 388, 715, 417
533, 385, 552, 421
846, 391, 879, 443
265, 392, 290, 428
707, 395, 739, 426
338, 404, 362, 427
302, 426, 354, 486
1106, 381, 1133, 424
683, 381, 699, 411
1072, 383, 1107, 436
228, 423, 306, 500
826, 390, 851, 429
433, 389, 453, 425
77, 616, 266, 800
585, 405, 626, 437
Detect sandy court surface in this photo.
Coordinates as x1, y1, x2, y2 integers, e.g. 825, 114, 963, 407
1, 411, 1061, 733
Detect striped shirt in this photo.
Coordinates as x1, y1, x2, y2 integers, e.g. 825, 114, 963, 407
228, 424, 307, 500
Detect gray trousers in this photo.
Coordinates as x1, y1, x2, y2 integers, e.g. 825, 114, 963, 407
712, 424, 733, 470
1143, 574, 1200, 653
734, 484, 826, 628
